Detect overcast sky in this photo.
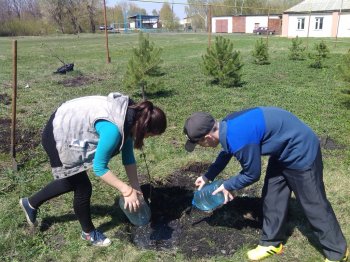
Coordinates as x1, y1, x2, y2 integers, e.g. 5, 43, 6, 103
108, 0, 188, 19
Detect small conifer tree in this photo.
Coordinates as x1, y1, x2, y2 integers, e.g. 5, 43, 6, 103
337, 49, 350, 83
309, 41, 330, 69
252, 38, 270, 65
124, 32, 162, 100
201, 36, 243, 87
288, 36, 306, 60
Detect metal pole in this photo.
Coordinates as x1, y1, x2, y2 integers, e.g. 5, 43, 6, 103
334, 0, 343, 47
124, 11, 128, 33
103, 0, 111, 63
266, 3, 270, 47
306, 6, 312, 50
208, 4, 212, 48
11, 40, 18, 171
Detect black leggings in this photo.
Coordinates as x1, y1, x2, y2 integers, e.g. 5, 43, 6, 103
29, 172, 94, 232
29, 111, 95, 233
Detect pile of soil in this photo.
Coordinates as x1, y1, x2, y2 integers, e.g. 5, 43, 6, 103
319, 136, 346, 150
115, 162, 262, 259
0, 117, 41, 164
0, 118, 15, 154
0, 93, 11, 105
0, 118, 40, 153
57, 75, 102, 87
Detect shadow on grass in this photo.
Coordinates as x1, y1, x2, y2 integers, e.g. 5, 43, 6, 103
131, 89, 176, 100
340, 89, 350, 109
146, 89, 176, 99
40, 204, 126, 232
341, 98, 350, 110
200, 196, 263, 230
207, 79, 247, 88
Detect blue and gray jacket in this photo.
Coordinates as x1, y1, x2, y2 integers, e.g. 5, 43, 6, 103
204, 107, 320, 191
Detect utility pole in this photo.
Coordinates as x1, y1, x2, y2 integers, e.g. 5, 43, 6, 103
172, 0, 174, 29
306, 2, 312, 50
103, 0, 111, 63
11, 40, 18, 171
208, 4, 212, 48
334, 0, 344, 47
266, 2, 270, 47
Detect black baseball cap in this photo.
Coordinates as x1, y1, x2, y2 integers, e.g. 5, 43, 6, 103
183, 112, 215, 152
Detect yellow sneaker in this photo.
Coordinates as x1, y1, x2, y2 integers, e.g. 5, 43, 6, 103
325, 248, 349, 262
247, 244, 283, 261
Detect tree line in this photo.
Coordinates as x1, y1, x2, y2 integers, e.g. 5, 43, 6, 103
0, 0, 302, 36
0, 0, 181, 36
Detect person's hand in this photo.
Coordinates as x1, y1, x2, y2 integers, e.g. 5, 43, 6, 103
212, 184, 234, 204
123, 187, 143, 212
195, 175, 208, 190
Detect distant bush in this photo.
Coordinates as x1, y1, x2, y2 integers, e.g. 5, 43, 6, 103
0, 19, 55, 36
288, 36, 306, 60
337, 49, 350, 83
123, 32, 163, 100
201, 36, 243, 87
309, 41, 330, 69
252, 38, 270, 65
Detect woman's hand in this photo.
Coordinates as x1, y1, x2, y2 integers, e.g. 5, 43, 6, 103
122, 187, 143, 212
212, 184, 234, 204
195, 175, 208, 190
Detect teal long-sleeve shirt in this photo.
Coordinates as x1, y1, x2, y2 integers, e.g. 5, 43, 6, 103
93, 120, 136, 176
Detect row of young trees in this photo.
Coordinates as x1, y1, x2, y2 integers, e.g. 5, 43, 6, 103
124, 33, 350, 99
123, 33, 350, 101
203, 36, 349, 88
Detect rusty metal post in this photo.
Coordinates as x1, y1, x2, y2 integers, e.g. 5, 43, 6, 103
11, 40, 18, 171
266, 4, 270, 47
103, 0, 111, 63
306, 10, 311, 50
208, 4, 212, 48
334, 0, 343, 47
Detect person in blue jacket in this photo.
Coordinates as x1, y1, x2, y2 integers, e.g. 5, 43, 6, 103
183, 107, 348, 262
19, 92, 166, 247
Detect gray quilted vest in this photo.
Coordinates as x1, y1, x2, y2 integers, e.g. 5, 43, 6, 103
51, 92, 129, 179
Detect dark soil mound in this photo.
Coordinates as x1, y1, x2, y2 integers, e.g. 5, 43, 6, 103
115, 162, 262, 259
57, 75, 102, 87
319, 136, 346, 150
0, 118, 41, 157
0, 93, 11, 105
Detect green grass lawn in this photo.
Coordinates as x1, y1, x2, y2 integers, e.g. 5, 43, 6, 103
0, 33, 349, 261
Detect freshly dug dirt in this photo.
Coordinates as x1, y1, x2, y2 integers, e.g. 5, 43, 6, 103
0, 118, 41, 160
0, 93, 11, 105
319, 136, 346, 150
115, 162, 262, 259
57, 75, 102, 87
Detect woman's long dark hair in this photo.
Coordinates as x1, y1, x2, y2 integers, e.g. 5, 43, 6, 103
129, 100, 167, 149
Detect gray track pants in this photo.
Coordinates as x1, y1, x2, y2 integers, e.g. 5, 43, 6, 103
260, 147, 347, 260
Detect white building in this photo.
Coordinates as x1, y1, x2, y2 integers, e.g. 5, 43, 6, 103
211, 15, 281, 34
282, 0, 350, 37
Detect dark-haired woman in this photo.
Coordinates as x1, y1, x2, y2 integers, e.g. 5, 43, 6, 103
19, 92, 167, 246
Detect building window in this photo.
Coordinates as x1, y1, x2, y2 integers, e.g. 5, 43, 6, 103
315, 17, 323, 30
297, 18, 305, 30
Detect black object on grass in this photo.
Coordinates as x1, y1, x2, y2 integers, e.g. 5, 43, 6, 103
41, 43, 75, 74
54, 63, 74, 74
